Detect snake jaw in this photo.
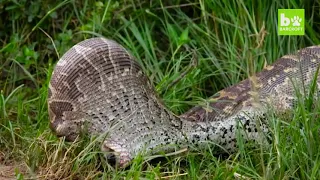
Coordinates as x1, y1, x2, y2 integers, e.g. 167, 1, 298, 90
102, 140, 132, 167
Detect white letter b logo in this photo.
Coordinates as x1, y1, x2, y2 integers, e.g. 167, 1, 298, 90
280, 13, 290, 26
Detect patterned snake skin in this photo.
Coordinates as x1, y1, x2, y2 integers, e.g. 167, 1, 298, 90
48, 37, 320, 167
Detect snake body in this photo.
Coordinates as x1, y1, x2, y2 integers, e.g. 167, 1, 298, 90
48, 37, 320, 167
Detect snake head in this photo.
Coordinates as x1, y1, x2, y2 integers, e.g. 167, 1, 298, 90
100, 116, 183, 168
101, 139, 132, 167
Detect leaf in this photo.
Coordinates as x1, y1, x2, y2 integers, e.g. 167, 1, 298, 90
179, 28, 190, 45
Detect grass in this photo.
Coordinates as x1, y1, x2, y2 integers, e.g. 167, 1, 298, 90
1, 0, 320, 179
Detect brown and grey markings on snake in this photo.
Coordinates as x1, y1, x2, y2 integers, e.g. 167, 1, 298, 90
48, 37, 320, 167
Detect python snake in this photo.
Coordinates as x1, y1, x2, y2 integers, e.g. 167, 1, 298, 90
48, 37, 320, 167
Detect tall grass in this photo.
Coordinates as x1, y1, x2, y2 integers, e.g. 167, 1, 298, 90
1, 0, 320, 179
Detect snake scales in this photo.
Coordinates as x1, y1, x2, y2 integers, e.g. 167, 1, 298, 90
48, 37, 320, 167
